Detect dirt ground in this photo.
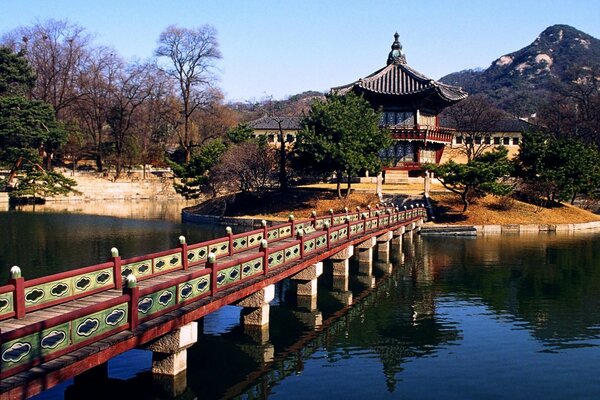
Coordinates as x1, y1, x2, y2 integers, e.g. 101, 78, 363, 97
430, 193, 600, 225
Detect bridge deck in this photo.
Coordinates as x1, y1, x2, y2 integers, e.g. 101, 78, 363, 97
0, 206, 426, 399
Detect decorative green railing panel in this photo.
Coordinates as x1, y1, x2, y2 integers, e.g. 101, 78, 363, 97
232, 237, 248, 251
153, 253, 181, 274
315, 234, 327, 249
268, 250, 284, 268
137, 286, 177, 319
241, 257, 263, 279
304, 238, 316, 254
0, 292, 14, 317
279, 225, 292, 239
178, 275, 210, 303
187, 246, 208, 264
267, 229, 279, 241
284, 244, 301, 262
24, 268, 114, 309
71, 303, 128, 345
208, 240, 230, 257
1, 321, 71, 371
121, 260, 152, 279
247, 232, 264, 248
216, 265, 241, 288
330, 230, 340, 243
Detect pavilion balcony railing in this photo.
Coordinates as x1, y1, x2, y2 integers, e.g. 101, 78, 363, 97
388, 126, 455, 143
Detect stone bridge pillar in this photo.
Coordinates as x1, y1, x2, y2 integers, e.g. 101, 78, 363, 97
377, 231, 393, 261
290, 262, 323, 311
328, 246, 354, 305
236, 284, 275, 327
146, 321, 199, 377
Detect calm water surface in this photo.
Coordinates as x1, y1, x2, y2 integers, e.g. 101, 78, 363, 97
2, 204, 600, 399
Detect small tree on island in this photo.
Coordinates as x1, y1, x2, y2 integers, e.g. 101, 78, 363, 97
425, 147, 513, 212
294, 93, 390, 199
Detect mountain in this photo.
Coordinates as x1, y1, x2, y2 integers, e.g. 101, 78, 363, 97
440, 25, 600, 115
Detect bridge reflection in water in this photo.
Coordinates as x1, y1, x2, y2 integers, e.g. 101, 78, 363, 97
0, 205, 426, 399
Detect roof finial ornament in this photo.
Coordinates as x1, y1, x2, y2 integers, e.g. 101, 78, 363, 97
387, 32, 406, 65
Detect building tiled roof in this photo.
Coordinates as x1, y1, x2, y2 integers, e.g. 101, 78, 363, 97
332, 62, 468, 103
439, 116, 537, 132
248, 116, 302, 130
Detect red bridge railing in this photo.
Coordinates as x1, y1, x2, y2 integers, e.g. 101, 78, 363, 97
0, 205, 426, 379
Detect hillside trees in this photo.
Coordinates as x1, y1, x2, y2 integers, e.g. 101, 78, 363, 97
295, 93, 390, 198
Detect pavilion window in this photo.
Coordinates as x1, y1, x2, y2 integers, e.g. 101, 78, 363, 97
494, 137, 501, 145
268, 134, 275, 143
484, 137, 491, 145
474, 137, 482, 144
286, 134, 295, 143
513, 137, 519, 145
456, 136, 463, 144
503, 137, 510, 145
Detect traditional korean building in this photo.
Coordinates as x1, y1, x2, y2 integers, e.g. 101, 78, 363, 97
332, 33, 468, 183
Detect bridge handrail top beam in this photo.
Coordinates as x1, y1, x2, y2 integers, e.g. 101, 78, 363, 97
0, 283, 15, 294
206, 250, 266, 272
24, 261, 116, 288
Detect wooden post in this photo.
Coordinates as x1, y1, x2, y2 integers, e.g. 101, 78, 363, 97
261, 220, 268, 242
226, 227, 234, 256
311, 211, 317, 228
324, 220, 331, 249
207, 253, 218, 295
297, 230, 305, 259
9, 266, 25, 319
123, 274, 139, 331
289, 214, 295, 236
260, 240, 269, 275
111, 247, 122, 289
179, 236, 189, 270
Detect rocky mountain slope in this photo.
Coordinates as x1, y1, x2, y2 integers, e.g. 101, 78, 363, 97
441, 25, 600, 114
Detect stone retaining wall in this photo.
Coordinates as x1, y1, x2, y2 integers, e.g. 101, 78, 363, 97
422, 221, 600, 235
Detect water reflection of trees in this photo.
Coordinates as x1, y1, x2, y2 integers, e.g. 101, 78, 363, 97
422, 233, 600, 349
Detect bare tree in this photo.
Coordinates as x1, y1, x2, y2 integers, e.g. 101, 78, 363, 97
443, 94, 505, 161
106, 62, 154, 178
75, 47, 121, 172
155, 25, 221, 163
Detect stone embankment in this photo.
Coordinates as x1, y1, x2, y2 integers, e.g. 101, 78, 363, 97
421, 221, 600, 236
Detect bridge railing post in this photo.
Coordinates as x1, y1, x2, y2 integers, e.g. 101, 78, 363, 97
346, 216, 351, 238
289, 214, 295, 235
9, 266, 25, 319
123, 274, 139, 331
324, 221, 331, 249
297, 230, 304, 259
262, 220, 268, 242
179, 236, 189, 270
260, 240, 269, 275
111, 247, 122, 289
207, 253, 218, 295
311, 211, 317, 228
226, 227, 234, 256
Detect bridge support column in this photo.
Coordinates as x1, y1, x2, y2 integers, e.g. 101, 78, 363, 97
356, 237, 376, 265
375, 260, 393, 275
236, 284, 275, 327
391, 226, 405, 245
291, 262, 322, 311
146, 321, 198, 377
377, 231, 393, 262
330, 246, 354, 277
329, 246, 354, 305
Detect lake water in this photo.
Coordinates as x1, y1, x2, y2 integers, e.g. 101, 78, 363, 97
2, 203, 600, 399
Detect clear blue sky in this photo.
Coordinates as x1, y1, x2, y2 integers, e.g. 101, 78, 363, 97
1, 0, 599, 102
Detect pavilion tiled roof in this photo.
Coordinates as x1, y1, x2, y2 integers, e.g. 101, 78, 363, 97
332, 62, 468, 103
332, 33, 468, 105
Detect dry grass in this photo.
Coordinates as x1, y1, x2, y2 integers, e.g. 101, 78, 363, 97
431, 193, 600, 225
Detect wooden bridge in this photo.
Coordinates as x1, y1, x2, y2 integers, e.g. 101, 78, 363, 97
0, 204, 425, 399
